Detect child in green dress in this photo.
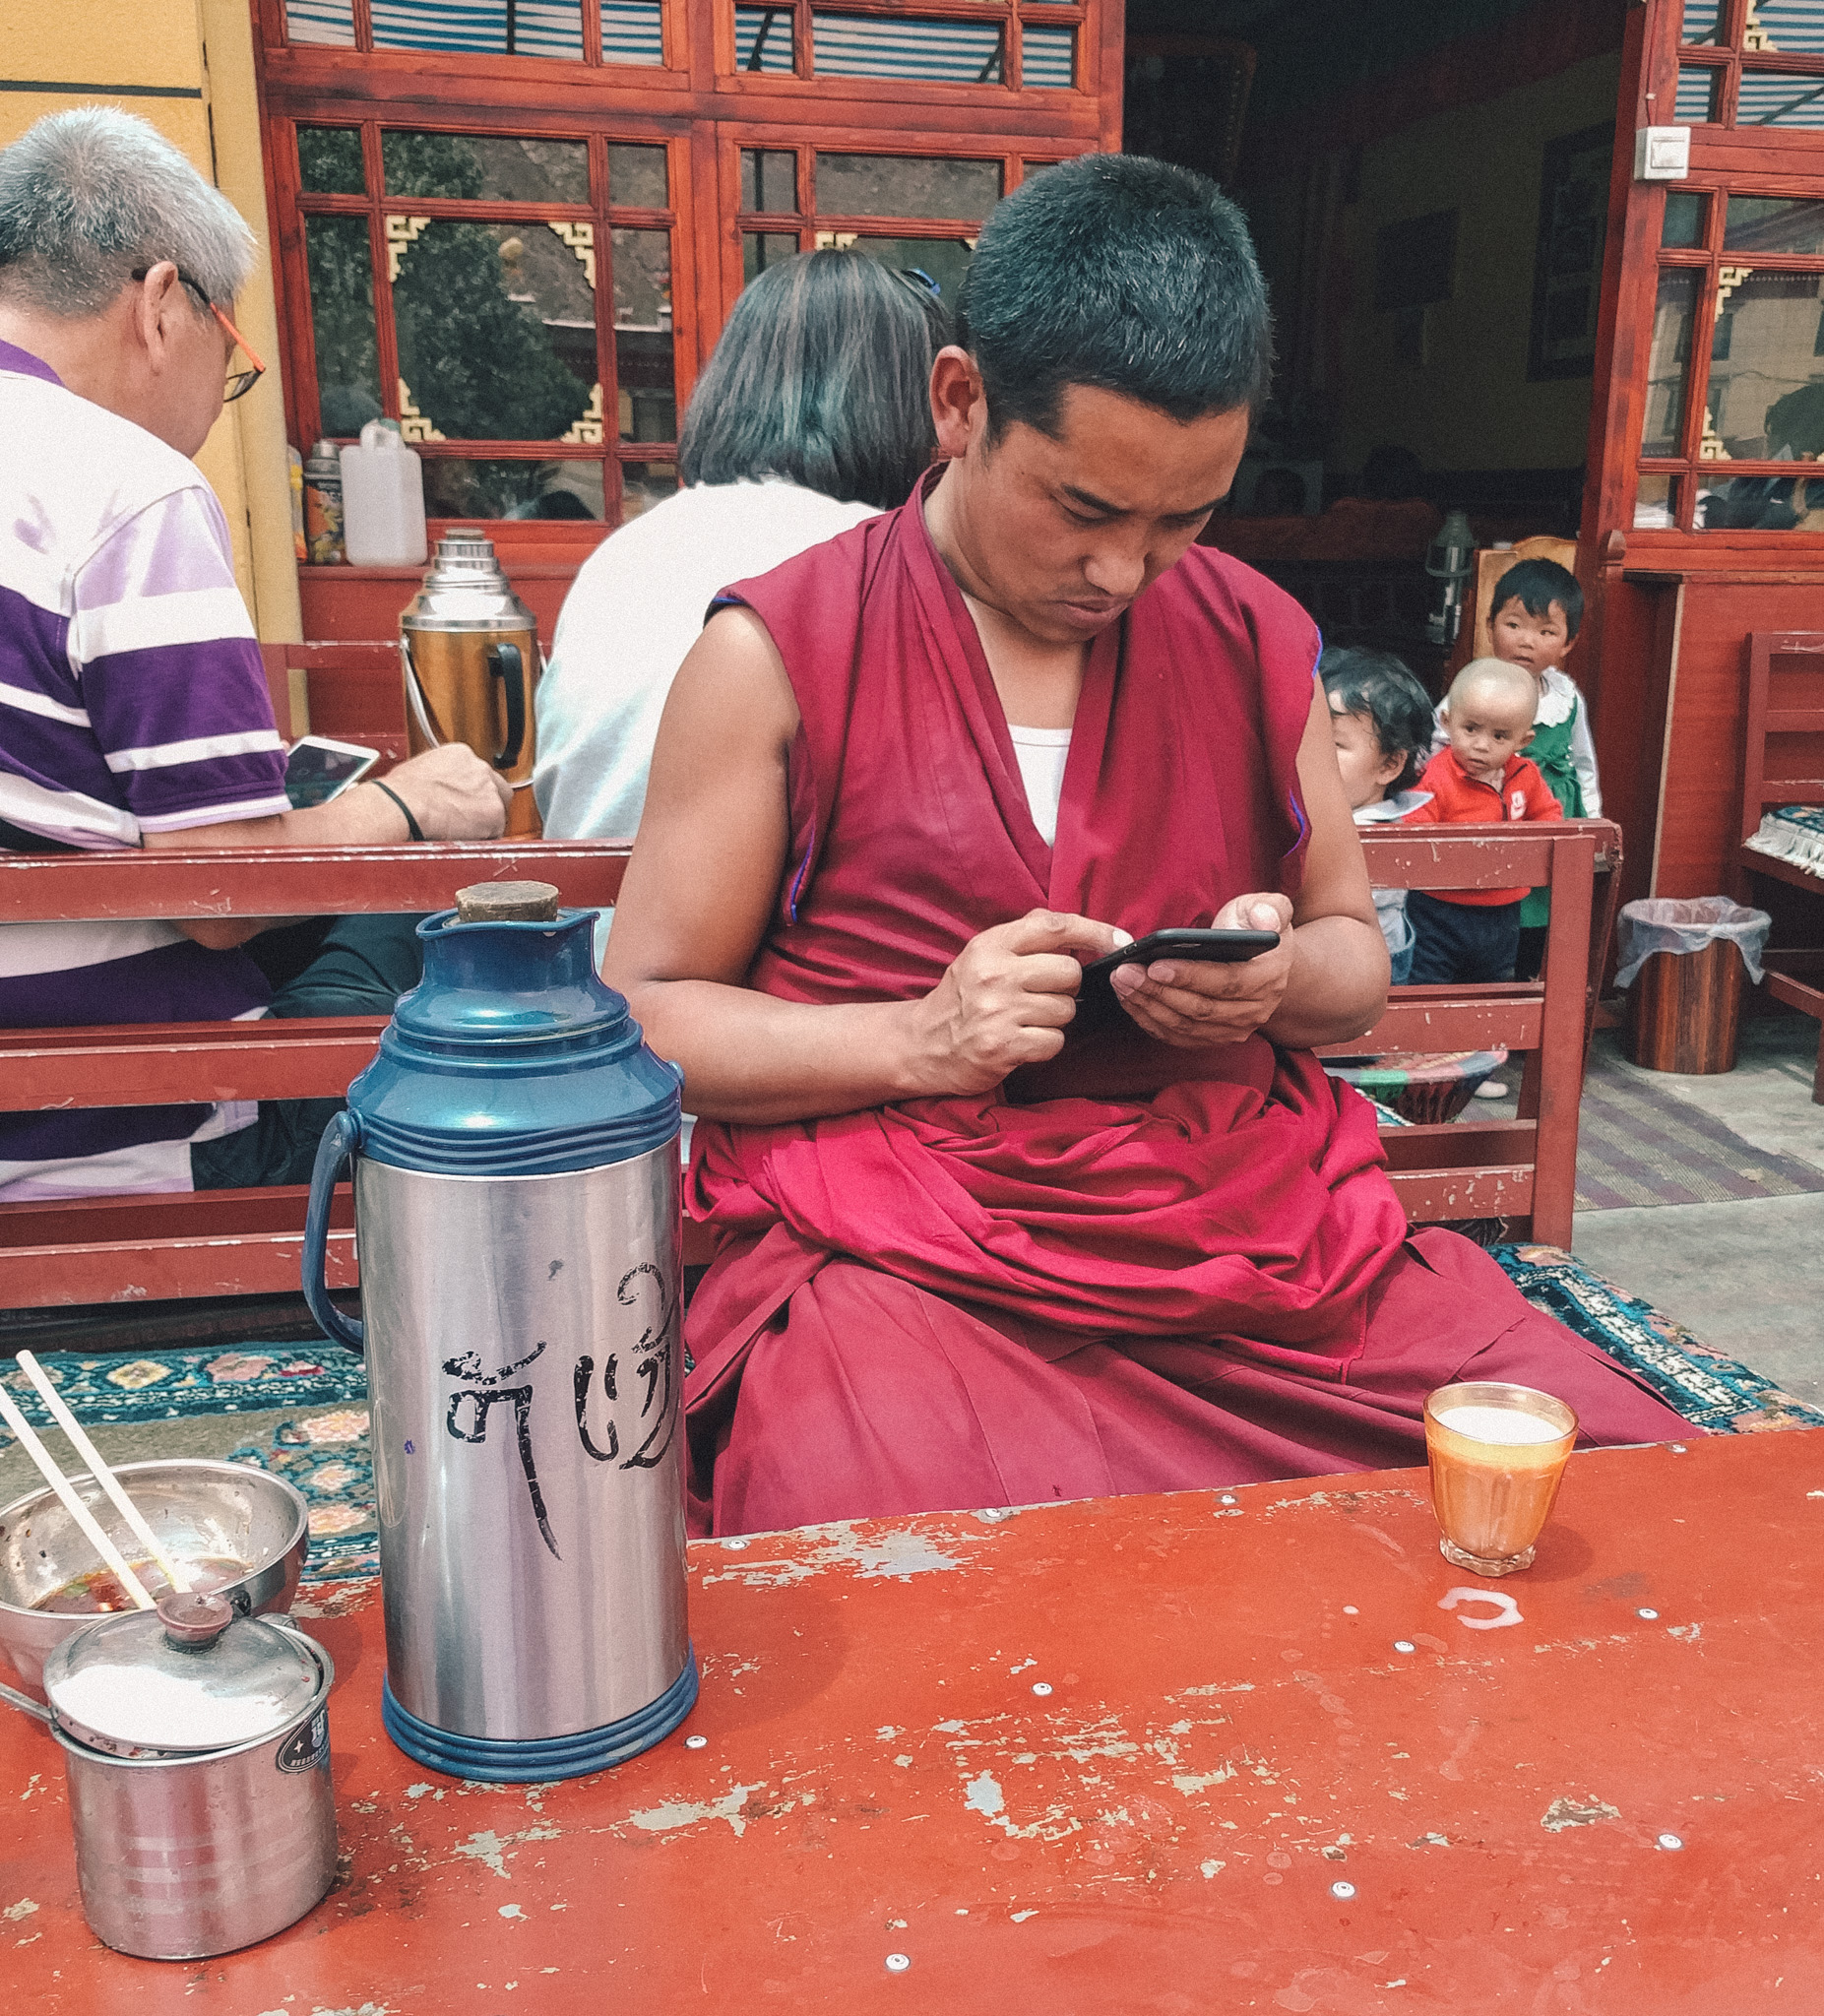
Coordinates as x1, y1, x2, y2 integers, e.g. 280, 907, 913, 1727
1484, 557, 1601, 982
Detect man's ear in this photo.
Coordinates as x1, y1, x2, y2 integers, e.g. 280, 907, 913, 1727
928, 346, 986, 463
130, 262, 185, 377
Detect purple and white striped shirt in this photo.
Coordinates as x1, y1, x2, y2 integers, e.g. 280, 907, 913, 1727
0, 340, 291, 1200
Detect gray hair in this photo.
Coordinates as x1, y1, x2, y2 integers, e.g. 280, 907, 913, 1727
0, 106, 255, 317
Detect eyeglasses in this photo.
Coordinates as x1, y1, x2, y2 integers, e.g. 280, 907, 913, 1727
130, 264, 267, 402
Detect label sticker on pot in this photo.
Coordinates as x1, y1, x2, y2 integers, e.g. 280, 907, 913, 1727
277, 1710, 330, 1775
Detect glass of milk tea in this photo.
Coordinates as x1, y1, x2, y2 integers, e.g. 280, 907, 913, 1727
1423, 1382, 1579, 1576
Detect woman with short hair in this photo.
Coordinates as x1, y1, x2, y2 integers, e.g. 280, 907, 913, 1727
533, 252, 950, 843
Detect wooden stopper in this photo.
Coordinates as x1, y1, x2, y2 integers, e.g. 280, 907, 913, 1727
456, 880, 561, 923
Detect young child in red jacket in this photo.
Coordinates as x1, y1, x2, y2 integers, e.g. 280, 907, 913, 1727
1401, 658, 1562, 983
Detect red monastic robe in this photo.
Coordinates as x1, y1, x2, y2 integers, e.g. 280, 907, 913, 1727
681, 485, 1687, 1537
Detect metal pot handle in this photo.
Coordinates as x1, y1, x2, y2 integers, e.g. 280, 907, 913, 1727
487, 642, 526, 772
302, 1110, 365, 1355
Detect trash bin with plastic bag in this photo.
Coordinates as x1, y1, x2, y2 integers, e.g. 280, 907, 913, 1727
1615, 896, 1771, 1074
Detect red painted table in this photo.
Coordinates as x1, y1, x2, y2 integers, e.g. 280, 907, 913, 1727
5, 1429, 1823, 2012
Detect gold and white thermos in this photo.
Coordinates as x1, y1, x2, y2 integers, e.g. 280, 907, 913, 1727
400, 530, 542, 838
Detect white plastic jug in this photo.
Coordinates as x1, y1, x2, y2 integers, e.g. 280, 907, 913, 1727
342, 420, 428, 567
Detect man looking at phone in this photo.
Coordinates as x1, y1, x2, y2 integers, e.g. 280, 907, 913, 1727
607, 156, 1688, 1536
0, 109, 507, 1200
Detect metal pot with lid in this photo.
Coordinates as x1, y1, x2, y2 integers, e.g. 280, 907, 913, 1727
41, 1593, 337, 1959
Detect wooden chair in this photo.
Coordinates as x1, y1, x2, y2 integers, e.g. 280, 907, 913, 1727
0, 820, 1617, 1310
1446, 534, 1579, 679
1331, 819, 1620, 1246
1733, 630, 1824, 1102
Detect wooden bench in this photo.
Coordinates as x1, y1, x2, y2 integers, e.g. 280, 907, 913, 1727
1733, 630, 1824, 1102
0, 820, 1617, 1312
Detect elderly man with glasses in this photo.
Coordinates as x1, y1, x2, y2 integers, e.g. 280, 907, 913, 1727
0, 107, 510, 1202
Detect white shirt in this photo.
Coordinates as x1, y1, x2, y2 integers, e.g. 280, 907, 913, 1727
1008, 724, 1072, 846
533, 479, 881, 843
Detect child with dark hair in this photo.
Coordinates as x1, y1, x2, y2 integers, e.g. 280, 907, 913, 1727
1484, 556, 1601, 981
1321, 646, 1435, 982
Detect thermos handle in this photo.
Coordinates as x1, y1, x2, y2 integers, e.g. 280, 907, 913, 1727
487, 643, 527, 772
302, 1110, 365, 1355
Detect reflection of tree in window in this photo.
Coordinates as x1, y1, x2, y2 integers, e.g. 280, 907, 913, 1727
389, 138, 594, 441
305, 215, 382, 435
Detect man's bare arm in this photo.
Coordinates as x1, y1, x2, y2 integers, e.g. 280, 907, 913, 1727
605, 607, 1121, 1123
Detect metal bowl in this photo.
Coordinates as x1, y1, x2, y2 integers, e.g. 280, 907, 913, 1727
0, 1460, 309, 1694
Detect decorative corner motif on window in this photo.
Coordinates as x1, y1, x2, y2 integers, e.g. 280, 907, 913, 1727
1698, 405, 1727, 460
1716, 264, 1753, 309
813, 229, 858, 249
546, 220, 597, 288
398, 380, 446, 443
560, 383, 606, 444
385, 215, 433, 284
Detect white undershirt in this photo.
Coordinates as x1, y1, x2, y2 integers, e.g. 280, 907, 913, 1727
1008, 724, 1073, 845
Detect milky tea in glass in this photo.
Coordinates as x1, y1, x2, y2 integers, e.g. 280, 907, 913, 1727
1423, 1382, 1578, 1577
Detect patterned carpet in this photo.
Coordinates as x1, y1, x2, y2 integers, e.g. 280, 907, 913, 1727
2, 1247, 1817, 1590
1572, 1042, 1824, 1212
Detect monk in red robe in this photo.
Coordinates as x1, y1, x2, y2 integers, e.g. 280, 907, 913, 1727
606, 156, 1688, 1538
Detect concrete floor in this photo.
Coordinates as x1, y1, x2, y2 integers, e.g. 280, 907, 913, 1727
1567, 1016, 1824, 1407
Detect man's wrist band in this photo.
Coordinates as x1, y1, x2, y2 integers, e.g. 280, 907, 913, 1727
369, 778, 425, 843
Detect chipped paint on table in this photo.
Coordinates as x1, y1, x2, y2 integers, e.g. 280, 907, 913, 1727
3, 1430, 1823, 2011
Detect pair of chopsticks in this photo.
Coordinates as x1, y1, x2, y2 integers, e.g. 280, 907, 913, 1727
0, 1352, 192, 1610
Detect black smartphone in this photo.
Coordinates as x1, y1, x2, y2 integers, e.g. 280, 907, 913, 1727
1072, 926, 1282, 1037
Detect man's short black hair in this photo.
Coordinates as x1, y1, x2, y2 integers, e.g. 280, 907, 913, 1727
1319, 646, 1435, 793
955, 153, 1273, 439
1491, 557, 1583, 642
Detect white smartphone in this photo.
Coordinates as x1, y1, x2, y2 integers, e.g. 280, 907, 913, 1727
285, 734, 380, 808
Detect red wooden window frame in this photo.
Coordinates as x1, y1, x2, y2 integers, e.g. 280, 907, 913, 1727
251, 0, 1121, 536
1591, 0, 1824, 538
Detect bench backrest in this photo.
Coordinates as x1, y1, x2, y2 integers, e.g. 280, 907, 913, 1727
0, 820, 1617, 1310
1740, 631, 1824, 842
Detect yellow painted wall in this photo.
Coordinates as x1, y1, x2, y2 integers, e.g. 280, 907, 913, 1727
1333, 51, 1620, 472
0, 3, 302, 639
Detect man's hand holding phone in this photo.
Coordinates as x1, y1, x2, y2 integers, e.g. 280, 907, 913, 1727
1106, 894, 1295, 1048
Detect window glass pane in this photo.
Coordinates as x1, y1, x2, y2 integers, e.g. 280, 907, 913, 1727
843, 233, 975, 304
422, 458, 603, 519
1746, 2, 1824, 53
305, 215, 383, 437
815, 154, 1001, 220
1726, 194, 1824, 252
735, 6, 795, 72
1022, 26, 1074, 88
741, 150, 798, 214
813, 14, 1004, 83
743, 231, 800, 284
299, 127, 365, 196
1634, 473, 1675, 529
612, 228, 674, 443
1644, 269, 1699, 458
393, 220, 597, 441
1736, 72, 1824, 126
1677, 0, 1722, 41
1700, 268, 1824, 458
370, 0, 584, 58
382, 132, 589, 202
602, 0, 664, 62
1662, 190, 1707, 248
620, 461, 680, 518
1675, 67, 1722, 121
1699, 467, 1824, 527
286, 0, 355, 45
1023, 159, 1063, 177
608, 145, 668, 208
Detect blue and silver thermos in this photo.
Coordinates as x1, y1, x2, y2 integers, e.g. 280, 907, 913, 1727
302, 880, 696, 1780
